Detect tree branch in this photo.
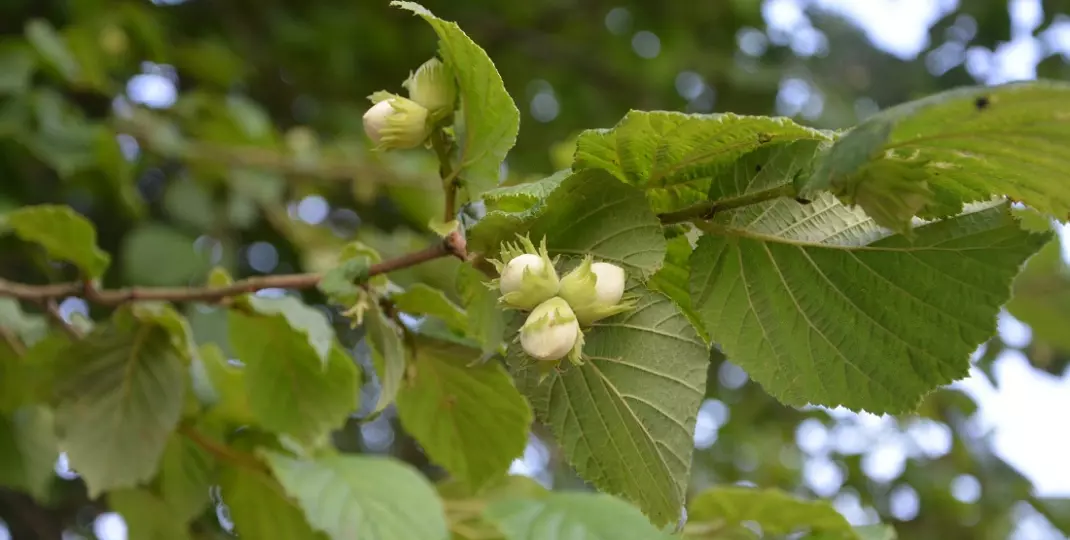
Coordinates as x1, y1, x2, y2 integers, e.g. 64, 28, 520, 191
0, 232, 467, 306
657, 184, 797, 224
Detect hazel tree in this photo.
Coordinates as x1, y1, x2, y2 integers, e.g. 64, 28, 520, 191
1, 2, 1068, 539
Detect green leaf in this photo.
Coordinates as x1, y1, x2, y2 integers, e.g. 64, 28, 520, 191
4, 204, 110, 277
393, 283, 468, 332
157, 432, 215, 523
801, 81, 1070, 232
265, 451, 449, 540
509, 287, 707, 527
54, 313, 186, 497
438, 475, 549, 539
481, 170, 570, 213
396, 337, 531, 490
0, 406, 58, 501
245, 296, 335, 361
456, 264, 506, 357
220, 465, 325, 540
687, 487, 856, 539
0, 297, 48, 347
108, 488, 191, 540
228, 311, 358, 444
470, 169, 667, 279
484, 492, 669, 540
24, 19, 79, 82
364, 303, 407, 415
392, 1, 520, 198
192, 343, 254, 425
0, 332, 70, 412
648, 234, 707, 343
574, 111, 829, 214
690, 200, 1049, 413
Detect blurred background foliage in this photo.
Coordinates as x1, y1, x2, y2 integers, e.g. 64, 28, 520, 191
1, 0, 1070, 538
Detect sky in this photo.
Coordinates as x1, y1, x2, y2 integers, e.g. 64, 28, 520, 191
5, 1, 1070, 539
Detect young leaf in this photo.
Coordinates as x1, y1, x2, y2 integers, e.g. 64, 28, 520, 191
245, 295, 335, 361
573, 111, 829, 214
228, 312, 358, 444
392, 1, 520, 198
484, 492, 670, 540
364, 304, 407, 415
54, 314, 186, 497
456, 264, 506, 356
157, 432, 215, 523
108, 488, 191, 540
470, 169, 667, 279
3, 204, 110, 277
0, 406, 58, 501
687, 487, 857, 539
396, 337, 531, 490
392, 283, 468, 332
690, 201, 1049, 413
509, 287, 707, 527
801, 81, 1070, 232
220, 465, 326, 540
265, 452, 450, 540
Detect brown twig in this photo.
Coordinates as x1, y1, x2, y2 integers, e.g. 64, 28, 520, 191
0, 232, 468, 306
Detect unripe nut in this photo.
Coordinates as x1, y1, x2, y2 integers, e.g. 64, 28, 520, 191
520, 297, 582, 362
501, 254, 546, 294
558, 256, 635, 325
362, 93, 431, 150
490, 235, 560, 310
589, 262, 626, 305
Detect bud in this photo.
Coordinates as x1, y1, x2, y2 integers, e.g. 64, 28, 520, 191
402, 58, 457, 122
520, 297, 584, 364
558, 256, 636, 325
489, 235, 559, 310
362, 92, 432, 150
